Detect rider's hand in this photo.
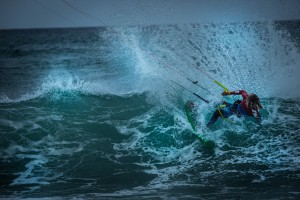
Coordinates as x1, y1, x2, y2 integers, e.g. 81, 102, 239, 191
222, 91, 230, 96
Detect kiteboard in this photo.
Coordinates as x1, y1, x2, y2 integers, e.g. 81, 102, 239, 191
184, 101, 215, 148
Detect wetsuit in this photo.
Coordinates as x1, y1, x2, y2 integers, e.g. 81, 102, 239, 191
206, 90, 261, 127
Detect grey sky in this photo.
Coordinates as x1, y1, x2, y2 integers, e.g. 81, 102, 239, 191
0, 0, 300, 29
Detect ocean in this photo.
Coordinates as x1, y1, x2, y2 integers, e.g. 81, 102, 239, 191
0, 21, 300, 199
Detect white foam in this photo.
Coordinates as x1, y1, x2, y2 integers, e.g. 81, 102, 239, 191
10, 155, 49, 186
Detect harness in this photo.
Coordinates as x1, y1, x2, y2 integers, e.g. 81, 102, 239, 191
217, 99, 242, 122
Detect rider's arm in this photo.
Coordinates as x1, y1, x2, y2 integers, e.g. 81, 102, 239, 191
222, 90, 248, 99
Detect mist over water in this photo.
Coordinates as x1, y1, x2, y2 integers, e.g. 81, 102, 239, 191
0, 21, 300, 199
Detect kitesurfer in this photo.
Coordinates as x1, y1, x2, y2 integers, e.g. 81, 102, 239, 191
206, 90, 262, 128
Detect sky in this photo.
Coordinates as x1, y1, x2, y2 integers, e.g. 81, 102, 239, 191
0, 0, 300, 29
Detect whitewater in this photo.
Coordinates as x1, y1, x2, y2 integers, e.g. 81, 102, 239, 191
0, 21, 300, 199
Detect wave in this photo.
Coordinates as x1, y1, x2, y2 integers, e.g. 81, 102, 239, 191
0, 71, 151, 104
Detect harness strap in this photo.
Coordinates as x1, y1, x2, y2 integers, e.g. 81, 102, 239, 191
217, 103, 236, 124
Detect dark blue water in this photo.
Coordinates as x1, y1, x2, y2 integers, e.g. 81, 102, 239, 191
0, 21, 300, 199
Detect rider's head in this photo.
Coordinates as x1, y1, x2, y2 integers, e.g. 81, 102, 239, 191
246, 94, 262, 110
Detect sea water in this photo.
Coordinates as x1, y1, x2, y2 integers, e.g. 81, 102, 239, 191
0, 21, 300, 199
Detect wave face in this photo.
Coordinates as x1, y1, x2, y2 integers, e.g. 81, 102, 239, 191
0, 22, 300, 199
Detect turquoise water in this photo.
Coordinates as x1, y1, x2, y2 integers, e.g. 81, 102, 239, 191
0, 22, 300, 199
